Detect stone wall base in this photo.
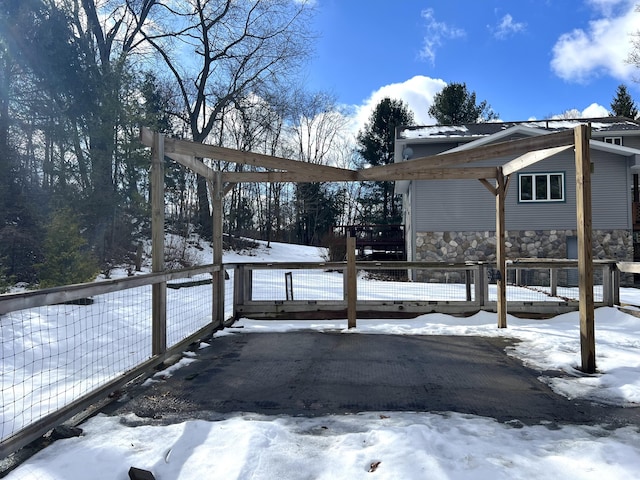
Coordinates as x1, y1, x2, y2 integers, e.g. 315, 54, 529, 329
414, 229, 633, 285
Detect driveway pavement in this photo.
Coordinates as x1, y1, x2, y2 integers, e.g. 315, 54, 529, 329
103, 331, 640, 427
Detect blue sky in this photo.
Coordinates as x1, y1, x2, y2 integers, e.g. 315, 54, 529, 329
303, 0, 640, 128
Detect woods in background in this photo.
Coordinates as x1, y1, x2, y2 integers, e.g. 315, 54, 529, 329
0, 0, 358, 288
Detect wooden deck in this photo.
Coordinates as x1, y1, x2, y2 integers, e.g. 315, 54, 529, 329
333, 224, 405, 259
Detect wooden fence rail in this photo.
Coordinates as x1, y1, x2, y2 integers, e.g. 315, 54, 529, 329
231, 259, 620, 321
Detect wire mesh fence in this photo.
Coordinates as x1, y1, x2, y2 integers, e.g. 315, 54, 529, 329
250, 268, 344, 301
0, 266, 226, 455
224, 269, 235, 321
240, 261, 615, 306
357, 268, 475, 302
167, 274, 214, 348
1, 286, 152, 445
497, 266, 605, 303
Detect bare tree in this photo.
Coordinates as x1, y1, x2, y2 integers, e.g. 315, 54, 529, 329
629, 4, 640, 73
141, 0, 315, 238
289, 91, 351, 165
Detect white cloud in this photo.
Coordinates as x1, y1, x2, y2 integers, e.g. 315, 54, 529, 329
551, 1, 638, 82
493, 14, 526, 39
351, 75, 447, 133
581, 102, 610, 117
551, 103, 610, 119
419, 9, 466, 65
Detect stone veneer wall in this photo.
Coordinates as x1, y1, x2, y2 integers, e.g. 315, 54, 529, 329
414, 229, 633, 284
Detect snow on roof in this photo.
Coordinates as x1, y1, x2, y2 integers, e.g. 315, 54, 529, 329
520, 120, 610, 130
401, 125, 469, 139
398, 117, 640, 140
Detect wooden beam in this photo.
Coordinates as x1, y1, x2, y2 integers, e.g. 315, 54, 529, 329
165, 135, 357, 179
386, 167, 498, 181
223, 182, 236, 196
221, 170, 358, 183
220, 166, 498, 183
617, 261, 640, 274
502, 145, 572, 176
142, 126, 359, 181
165, 152, 216, 180
143, 127, 573, 185
479, 178, 497, 196
575, 124, 596, 373
361, 129, 575, 180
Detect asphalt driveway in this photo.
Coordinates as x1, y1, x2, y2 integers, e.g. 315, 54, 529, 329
103, 331, 640, 427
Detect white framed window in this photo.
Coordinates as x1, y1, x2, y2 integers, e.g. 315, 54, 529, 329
519, 172, 565, 202
604, 136, 623, 146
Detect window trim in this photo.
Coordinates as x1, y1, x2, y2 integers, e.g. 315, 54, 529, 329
518, 172, 566, 203
604, 136, 623, 146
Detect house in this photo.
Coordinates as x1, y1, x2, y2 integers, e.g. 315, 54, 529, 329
393, 117, 640, 279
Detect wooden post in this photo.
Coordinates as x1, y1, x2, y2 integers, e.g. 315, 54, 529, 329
211, 172, 224, 328
550, 267, 558, 297
465, 269, 472, 302
151, 132, 167, 356
613, 264, 620, 306
602, 264, 612, 307
496, 167, 507, 328
346, 234, 357, 329
285, 272, 294, 300
575, 124, 596, 373
233, 265, 244, 320
475, 263, 486, 307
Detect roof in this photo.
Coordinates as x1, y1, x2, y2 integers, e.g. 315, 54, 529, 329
397, 117, 640, 141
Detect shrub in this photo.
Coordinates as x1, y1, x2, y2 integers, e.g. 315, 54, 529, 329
36, 209, 100, 288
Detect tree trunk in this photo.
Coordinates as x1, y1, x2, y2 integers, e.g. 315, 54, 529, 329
196, 174, 212, 239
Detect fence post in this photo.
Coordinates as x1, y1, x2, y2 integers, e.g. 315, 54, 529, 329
346, 234, 357, 328
550, 267, 558, 297
613, 263, 620, 306
496, 167, 507, 328
475, 263, 486, 308
151, 131, 167, 356
233, 265, 244, 319
575, 124, 596, 373
211, 172, 224, 328
285, 272, 294, 300
602, 264, 613, 307
465, 269, 472, 302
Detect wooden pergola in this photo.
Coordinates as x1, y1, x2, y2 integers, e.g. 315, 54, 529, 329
141, 125, 596, 373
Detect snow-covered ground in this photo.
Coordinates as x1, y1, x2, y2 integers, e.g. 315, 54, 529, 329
3, 239, 640, 479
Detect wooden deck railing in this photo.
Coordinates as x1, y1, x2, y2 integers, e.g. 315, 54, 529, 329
231, 259, 621, 320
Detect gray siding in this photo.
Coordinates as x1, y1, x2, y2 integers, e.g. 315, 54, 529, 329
592, 152, 631, 229
593, 133, 640, 150
408, 142, 460, 158
412, 150, 631, 232
623, 136, 640, 149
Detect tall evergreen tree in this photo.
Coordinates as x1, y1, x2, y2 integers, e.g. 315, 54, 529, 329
294, 182, 343, 246
428, 82, 497, 125
610, 84, 638, 119
356, 98, 415, 224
